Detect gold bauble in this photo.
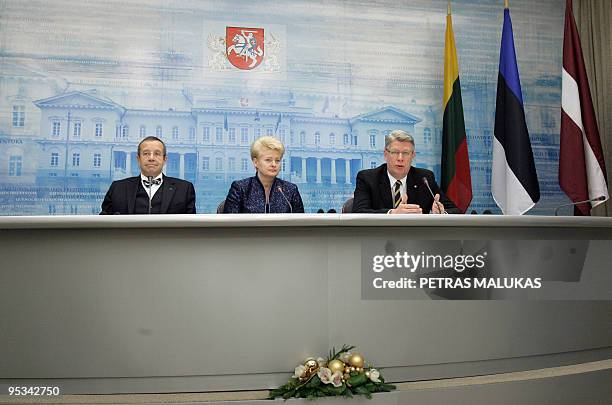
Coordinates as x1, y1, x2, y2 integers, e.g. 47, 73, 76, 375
344, 366, 352, 374
304, 359, 318, 370
348, 353, 365, 368
355, 367, 363, 373
365, 371, 370, 378
343, 373, 350, 381
328, 359, 345, 374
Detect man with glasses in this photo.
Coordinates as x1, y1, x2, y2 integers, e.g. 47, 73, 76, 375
352, 130, 459, 214
101, 136, 196, 214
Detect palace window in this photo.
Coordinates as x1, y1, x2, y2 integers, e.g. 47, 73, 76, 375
72, 153, 80, 167
95, 123, 103, 137
12, 105, 25, 127
50, 152, 59, 167
215, 157, 223, 171
139, 125, 146, 138
73, 121, 81, 138
172, 126, 179, 140
241, 158, 249, 172
52, 120, 61, 137
215, 127, 223, 143
369, 132, 376, 148
93, 153, 102, 168
202, 157, 210, 171
203, 127, 210, 142
241, 128, 249, 144
229, 128, 236, 143
156, 126, 163, 138
228, 157, 236, 172
8, 155, 22, 176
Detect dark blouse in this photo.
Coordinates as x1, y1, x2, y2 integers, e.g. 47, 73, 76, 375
222, 175, 305, 213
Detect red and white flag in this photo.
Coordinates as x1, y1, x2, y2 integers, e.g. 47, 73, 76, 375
560, 0, 609, 215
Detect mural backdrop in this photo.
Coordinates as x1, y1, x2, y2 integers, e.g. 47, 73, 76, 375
0, 0, 567, 214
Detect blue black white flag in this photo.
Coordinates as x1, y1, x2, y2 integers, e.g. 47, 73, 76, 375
491, 7, 540, 215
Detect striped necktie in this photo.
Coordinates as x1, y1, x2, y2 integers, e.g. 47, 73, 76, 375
393, 180, 402, 208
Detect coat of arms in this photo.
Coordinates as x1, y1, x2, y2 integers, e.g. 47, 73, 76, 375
225, 27, 264, 70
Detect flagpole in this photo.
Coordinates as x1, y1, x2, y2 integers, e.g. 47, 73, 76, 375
448, 0, 451, 15
504, 0, 509, 9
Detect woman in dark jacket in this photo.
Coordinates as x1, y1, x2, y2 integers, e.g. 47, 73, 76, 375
223, 136, 304, 213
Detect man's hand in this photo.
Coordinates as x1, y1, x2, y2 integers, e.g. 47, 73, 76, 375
390, 194, 423, 214
430, 193, 445, 214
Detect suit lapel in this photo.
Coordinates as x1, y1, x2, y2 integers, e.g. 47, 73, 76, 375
378, 165, 393, 208
127, 177, 139, 214
160, 175, 175, 214
406, 170, 419, 205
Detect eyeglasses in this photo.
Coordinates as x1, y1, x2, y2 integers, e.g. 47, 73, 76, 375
386, 149, 414, 157
261, 158, 282, 165
140, 151, 164, 158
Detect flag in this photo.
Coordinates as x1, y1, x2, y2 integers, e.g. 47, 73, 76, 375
274, 113, 282, 134
441, 9, 472, 213
560, 0, 609, 215
223, 114, 228, 132
254, 110, 261, 122
322, 96, 330, 113
491, 7, 539, 215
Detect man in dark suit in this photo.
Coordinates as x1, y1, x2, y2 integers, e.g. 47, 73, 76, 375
352, 130, 460, 214
101, 136, 196, 214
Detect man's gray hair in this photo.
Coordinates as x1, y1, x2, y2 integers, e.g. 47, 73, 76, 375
385, 129, 415, 150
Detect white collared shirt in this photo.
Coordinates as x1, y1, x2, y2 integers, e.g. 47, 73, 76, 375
387, 171, 407, 201
141, 174, 163, 197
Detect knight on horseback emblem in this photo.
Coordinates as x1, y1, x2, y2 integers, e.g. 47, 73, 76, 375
226, 27, 265, 70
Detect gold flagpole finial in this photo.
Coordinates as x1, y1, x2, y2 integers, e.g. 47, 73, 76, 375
504, 0, 509, 9
447, 0, 451, 15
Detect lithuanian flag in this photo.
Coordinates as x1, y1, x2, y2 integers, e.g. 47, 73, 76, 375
441, 6, 472, 213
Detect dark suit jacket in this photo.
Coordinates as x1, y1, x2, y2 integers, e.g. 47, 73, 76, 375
223, 175, 304, 213
352, 164, 460, 214
100, 175, 196, 214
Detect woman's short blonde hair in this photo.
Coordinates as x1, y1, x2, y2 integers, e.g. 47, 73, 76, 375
250, 136, 285, 159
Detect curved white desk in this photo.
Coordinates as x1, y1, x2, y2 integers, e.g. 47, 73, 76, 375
0, 215, 611, 395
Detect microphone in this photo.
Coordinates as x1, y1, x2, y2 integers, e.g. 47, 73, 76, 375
422, 177, 447, 214
554, 195, 606, 216
277, 186, 293, 213
146, 176, 153, 215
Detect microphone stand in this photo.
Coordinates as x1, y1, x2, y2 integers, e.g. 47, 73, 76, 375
422, 177, 447, 214
277, 186, 293, 213
554, 196, 606, 216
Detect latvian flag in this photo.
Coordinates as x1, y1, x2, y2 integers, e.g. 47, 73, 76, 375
441, 8, 472, 214
491, 6, 540, 215
560, 0, 609, 215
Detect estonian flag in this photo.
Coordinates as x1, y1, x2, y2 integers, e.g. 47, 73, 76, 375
559, 0, 609, 215
491, 6, 540, 215
441, 6, 472, 214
